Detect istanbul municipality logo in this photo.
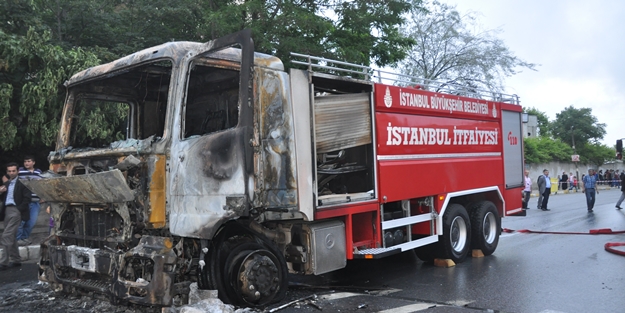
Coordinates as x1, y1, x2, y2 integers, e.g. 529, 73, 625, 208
384, 87, 393, 108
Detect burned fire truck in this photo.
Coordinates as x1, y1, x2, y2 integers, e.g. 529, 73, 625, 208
24, 29, 524, 308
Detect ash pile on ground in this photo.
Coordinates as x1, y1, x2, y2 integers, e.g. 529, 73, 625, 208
0, 281, 261, 313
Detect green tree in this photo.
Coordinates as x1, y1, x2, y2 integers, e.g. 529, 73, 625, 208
523, 106, 613, 166
578, 143, 615, 168
523, 137, 573, 164
32, 0, 417, 67
551, 105, 606, 148
398, 1, 536, 92
0, 0, 45, 36
1, 0, 419, 166
34, 0, 204, 61
194, 0, 417, 68
0, 27, 99, 159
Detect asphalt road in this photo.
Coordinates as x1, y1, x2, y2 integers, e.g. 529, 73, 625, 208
274, 188, 625, 313
1, 189, 624, 313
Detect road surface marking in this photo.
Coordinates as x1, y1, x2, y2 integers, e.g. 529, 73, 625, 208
319, 292, 360, 300
370, 288, 402, 296
377, 303, 438, 313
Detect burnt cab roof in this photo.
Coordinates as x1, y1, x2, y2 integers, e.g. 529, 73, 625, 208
66, 41, 284, 87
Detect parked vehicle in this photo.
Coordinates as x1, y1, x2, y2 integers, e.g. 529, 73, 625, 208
24, 29, 524, 308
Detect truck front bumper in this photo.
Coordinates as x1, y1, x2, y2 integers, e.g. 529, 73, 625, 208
39, 235, 180, 306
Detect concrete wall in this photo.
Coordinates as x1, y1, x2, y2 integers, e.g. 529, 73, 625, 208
525, 161, 625, 189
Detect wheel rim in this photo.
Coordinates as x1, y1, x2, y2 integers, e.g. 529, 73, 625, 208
450, 216, 468, 253
232, 249, 282, 306
482, 211, 497, 244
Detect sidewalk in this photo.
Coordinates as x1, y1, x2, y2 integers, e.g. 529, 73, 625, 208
0, 208, 50, 262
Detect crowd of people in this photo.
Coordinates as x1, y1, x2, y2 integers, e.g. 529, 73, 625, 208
522, 167, 625, 213
595, 169, 623, 188
0, 156, 49, 271
550, 169, 623, 193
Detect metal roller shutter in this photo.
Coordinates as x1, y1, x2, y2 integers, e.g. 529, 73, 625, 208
314, 93, 371, 154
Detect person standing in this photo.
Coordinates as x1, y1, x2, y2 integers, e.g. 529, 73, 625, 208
560, 172, 568, 191
568, 173, 576, 192
598, 170, 604, 185
607, 170, 614, 187
0, 162, 32, 270
523, 170, 532, 210
537, 169, 551, 211
582, 169, 599, 212
616, 171, 625, 210
16, 155, 42, 246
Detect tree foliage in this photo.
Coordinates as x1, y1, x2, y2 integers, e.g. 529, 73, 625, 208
31, 0, 416, 67
398, 1, 536, 92
523, 105, 614, 166
523, 137, 573, 164
551, 105, 606, 147
0, 27, 99, 151
0, 0, 420, 166
578, 143, 615, 168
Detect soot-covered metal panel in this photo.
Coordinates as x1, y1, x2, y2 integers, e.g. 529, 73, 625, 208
169, 128, 248, 239
21, 170, 134, 203
256, 68, 298, 208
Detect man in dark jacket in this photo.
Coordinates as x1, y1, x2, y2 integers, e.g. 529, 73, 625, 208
0, 162, 32, 270
537, 169, 552, 211
616, 171, 625, 210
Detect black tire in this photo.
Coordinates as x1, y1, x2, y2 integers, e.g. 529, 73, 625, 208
201, 226, 288, 308
206, 236, 249, 305
437, 203, 471, 263
469, 201, 500, 256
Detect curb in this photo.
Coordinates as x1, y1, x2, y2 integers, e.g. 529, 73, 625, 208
0, 244, 40, 263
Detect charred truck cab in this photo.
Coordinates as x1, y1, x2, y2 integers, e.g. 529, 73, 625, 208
24, 29, 525, 308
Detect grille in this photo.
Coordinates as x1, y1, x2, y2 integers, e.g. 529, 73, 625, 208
60, 205, 124, 247
65, 278, 110, 293
84, 208, 123, 238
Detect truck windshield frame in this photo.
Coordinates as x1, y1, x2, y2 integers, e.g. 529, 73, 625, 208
64, 60, 173, 149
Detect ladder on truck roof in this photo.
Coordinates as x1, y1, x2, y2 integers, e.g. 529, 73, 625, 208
290, 52, 520, 105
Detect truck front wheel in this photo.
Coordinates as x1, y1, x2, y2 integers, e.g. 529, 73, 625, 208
225, 243, 285, 307
203, 233, 288, 308
469, 201, 500, 256
438, 204, 471, 263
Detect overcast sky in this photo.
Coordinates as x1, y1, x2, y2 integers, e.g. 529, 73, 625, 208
439, 0, 625, 147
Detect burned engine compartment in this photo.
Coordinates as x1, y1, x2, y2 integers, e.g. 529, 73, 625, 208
53, 157, 147, 250
34, 155, 207, 306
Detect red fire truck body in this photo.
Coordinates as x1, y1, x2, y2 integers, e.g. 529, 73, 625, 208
317, 83, 524, 260
26, 30, 524, 308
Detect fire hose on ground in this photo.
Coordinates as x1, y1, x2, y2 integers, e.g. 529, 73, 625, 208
502, 228, 625, 257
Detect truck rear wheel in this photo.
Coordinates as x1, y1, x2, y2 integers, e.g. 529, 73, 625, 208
469, 201, 500, 256
438, 203, 471, 263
